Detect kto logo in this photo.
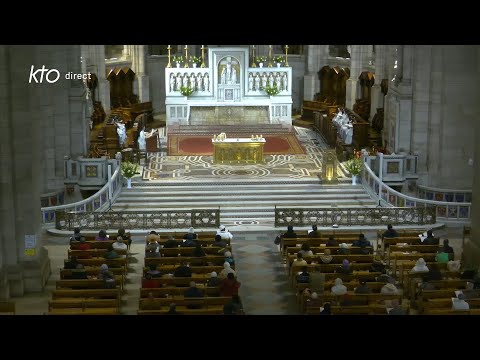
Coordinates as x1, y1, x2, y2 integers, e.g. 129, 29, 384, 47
28, 65, 60, 84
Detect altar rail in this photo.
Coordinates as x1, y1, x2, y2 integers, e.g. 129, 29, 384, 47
362, 159, 471, 223
365, 153, 419, 183
55, 209, 221, 231
41, 165, 122, 225
274, 206, 436, 227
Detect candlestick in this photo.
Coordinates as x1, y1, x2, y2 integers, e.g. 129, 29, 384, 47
284, 45, 289, 67
184, 45, 189, 68
268, 45, 273, 67
167, 45, 172, 68
201, 45, 206, 68
251, 45, 256, 68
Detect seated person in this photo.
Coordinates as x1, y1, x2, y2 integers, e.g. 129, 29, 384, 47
335, 259, 353, 274
452, 293, 469, 311
382, 224, 399, 240
337, 243, 350, 255
184, 281, 204, 308
326, 236, 338, 247
146, 230, 160, 244
319, 249, 333, 264
173, 262, 192, 277
183, 227, 198, 241
224, 251, 235, 266
411, 258, 429, 273
219, 272, 241, 297
192, 243, 206, 257
381, 277, 399, 295
180, 236, 197, 248
163, 236, 179, 249
69, 227, 83, 245
442, 239, 455, 260
142, 273, 160, 288
97, 264, 116, 288
435, 250, 450, 264
388, 299, 407, 315
64, 256, 79, 270
354, 280, 372, 294
353, 233, 371, 247
103, 244, 120, 259
117, 228, 132, 248
296, 266, 310, 284
213, 234, 228, 248
95, 229, 109, 241
308, 224, 321, 238
76, 237, 92, 258
207, 271, 221, 287
216, 225, 233, 240
145, 237, 160, 258
70, 263, 88, 279
146, 264, 162, 278
291, 253, 308, 275
298, 243, 313, 257
112, 236, 128, 251
223, 294, 244, 315
282, 225, 297, 239
422, 229, 439, 245
331, 278, 348, 296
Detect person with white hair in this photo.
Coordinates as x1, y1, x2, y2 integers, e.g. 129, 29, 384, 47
97, 263, 116, 288
452, 293, 470, 311
216, 225, 233, 240
381, 277, 399, 295
183, 227, 198, 241
331, 278, 348, 295
224, 251, 235, 266
219, 261, 236, 279
411, 258, 429, 273
388, 299, 407, 315
207, 271, 220, 287
112, 236, 127, 250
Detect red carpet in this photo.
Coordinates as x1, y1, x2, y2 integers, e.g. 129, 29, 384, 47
168, 134, 305, 156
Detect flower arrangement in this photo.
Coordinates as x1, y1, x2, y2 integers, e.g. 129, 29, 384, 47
256, 56, 267, 63
264, 83, 280, 96
273, 55, 285, 63
172, 55, 183, 63
180, 85, 195, 96
121, 161, 139, 179
344, 156, 363, 176
189, 55, 201, 66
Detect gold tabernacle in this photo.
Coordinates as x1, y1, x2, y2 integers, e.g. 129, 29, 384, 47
212, 137, 265, 164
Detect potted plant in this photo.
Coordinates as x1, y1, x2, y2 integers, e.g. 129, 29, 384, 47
121, 161, 139, 189
344, 156, 363, 185
264, 83, 280, 96
256, 56, 267, 68
189, 55, 201, 68
180, 85, 195, 97
273, 55, 285, 67
172, 55, 183, 68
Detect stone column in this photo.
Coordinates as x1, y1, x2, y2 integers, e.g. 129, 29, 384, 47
345, 45, 363, 109
132, 45, 150, 103
96, 45, 110, 113
303, 45, 328, 101
369, 45, 386, 121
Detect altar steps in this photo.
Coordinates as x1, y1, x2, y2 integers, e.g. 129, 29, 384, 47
169, 124, 291, 135
111, 180, 378, 226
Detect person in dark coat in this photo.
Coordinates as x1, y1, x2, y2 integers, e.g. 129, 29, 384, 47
283, 225, 297, 238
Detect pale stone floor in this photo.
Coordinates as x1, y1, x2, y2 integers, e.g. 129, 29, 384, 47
13, 225, 465, 315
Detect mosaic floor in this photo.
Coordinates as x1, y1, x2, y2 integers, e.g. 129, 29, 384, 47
142, 127, 348, 181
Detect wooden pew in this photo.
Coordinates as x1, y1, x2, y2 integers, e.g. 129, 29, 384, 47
0, 302, 15, 315
60, 267, 125, 279
391, 253, 437, 275
70, 239, 129, 250
137, 307, 224, 315
158, 246, 231, 257
145, 255, 229, 267
68, 248, 129, 259
48, 298, 119, 310
146, 265, 224, 275
287, 254, 374, 268
51, 288, 121, 300
56, 276, 125, 290
66, 258, 128, 270
305, 304, 388, 315
280, 237, 372, 255
140, 286, 220, 298
139, 296, 231, 310
284, 246, 374, 256
48, 307, 119, 315
141, 275, 210, 287
422, 308, 480, 315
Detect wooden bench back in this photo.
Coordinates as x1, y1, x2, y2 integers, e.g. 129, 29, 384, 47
140, 286, 220, 298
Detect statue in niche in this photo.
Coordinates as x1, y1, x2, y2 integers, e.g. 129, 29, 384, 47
225, 62, 232, 83
282, 72, 288, 91
248, 73, 254, 91
182, 73, 189, 88
268, 73, 274, 88
254, 74, 260, 91
115, 120, 127, 147
197, 73, 203, 91
261, 73, 267, 89
204, 74, 209, 91
175, 73, 182, 91
231, 67, 237, 84
275, 72, 281, 90
190, 73, 196, 90
169, 73, 175, 92
221, 67, 226, 85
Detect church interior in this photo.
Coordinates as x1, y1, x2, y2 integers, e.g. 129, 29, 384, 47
0, 44, 479, 315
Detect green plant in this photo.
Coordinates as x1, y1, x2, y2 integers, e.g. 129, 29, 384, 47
256, 56, 267, 63
344, 157, 363, 176
180, 85, 195, 96
273, 55, 285, 63
264, 83, 280, 96
121, 161, 139, 179
189, 55, 201, 65
172, 55, 183, 63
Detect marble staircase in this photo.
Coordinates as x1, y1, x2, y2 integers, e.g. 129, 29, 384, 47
111, 179, 378, 227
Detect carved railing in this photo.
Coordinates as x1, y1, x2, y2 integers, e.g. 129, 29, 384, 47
362, 160, 471, 222
41, 165, 122, 225
416, 184, 472, 203
55, 209, 221, 231
274, 206, 436, 227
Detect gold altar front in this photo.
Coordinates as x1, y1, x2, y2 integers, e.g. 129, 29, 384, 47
212, 138, 265, 164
